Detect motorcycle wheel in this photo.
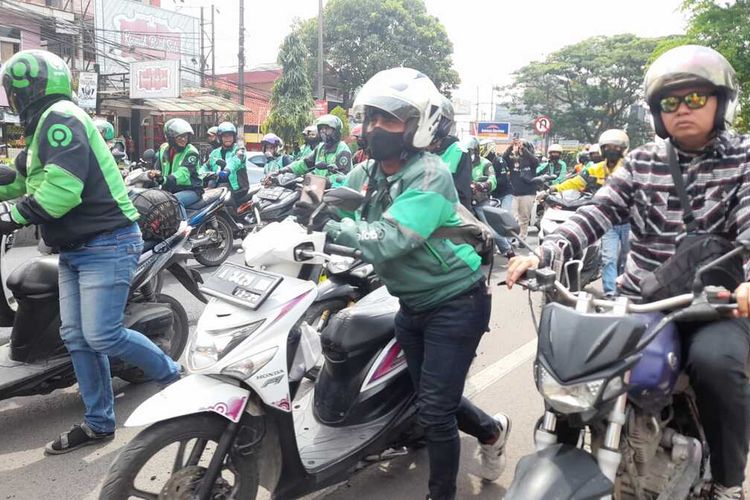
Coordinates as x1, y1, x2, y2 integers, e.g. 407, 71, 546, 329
193, 215, 234, 267
116, 294, 189, 384
99, 413, 259, 500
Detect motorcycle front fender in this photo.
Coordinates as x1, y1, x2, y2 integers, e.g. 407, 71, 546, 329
124, 374, 252, 427
505, 444, 612, 500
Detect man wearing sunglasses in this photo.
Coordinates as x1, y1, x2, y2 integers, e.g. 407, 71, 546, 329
507, 45, 750, 499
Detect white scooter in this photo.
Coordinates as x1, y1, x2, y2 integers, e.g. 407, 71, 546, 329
100, 187, 418, 500
538, 190, 601, 292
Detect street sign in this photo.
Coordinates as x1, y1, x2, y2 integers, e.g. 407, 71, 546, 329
476, 121, 511, 140
533, 116, 552, 134
77, 72, 98, 109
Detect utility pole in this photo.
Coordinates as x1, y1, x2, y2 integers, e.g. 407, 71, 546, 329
317, 0, 324, 100
211, 5, 215, 85
199, 6, 205, 87
238, 0, 245, 133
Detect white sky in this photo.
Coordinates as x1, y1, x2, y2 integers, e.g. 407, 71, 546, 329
167, 0, 687, 114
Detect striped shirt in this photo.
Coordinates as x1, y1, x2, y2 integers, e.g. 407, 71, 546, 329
540, 131, 750, 295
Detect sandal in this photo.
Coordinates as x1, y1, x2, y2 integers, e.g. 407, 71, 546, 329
44, 422, 114, 455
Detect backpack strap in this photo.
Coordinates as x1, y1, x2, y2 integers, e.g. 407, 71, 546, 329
666, 142, 698, 232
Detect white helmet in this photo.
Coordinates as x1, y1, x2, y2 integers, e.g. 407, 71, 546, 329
547, 143, 563, 154
598, 129, 629, 152
644, 45, 738, 138
352, 67, 442, 150
589, 143, 601, 154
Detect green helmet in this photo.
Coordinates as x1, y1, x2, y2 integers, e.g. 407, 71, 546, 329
315, 114, 343, 144
1, 49, 72, 116
94, 118, 115, 141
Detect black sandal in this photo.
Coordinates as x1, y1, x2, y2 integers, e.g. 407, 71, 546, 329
44, 422, 114, 455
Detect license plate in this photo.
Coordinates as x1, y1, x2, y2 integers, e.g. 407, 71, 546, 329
201, 263, 283, 309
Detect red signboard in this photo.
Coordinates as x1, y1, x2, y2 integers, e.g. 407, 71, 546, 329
312, 99, 328, 118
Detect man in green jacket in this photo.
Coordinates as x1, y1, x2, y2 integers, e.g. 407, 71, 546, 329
199, 121, 247, 194
325, 67, 510, 500
535, 143, 568, 185
1, 50, 180, 454
149, 118, 203, 217
283, 114, 352, 183
295, 124, 319, 160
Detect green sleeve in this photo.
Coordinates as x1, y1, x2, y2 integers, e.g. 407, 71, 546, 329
0, 171, 27, 201
536, 162, 548, 174
171, 149, 199, 187
15, 112, 88, 224
554, 160, 568, 185
199, 149, 219, 177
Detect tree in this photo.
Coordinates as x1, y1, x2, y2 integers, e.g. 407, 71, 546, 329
295, 0, 459, 106
508, 35, 664, 145
264, 32, 315, 148
669, 0, 750, 131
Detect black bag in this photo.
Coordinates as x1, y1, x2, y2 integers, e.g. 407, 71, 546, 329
129, 188, 182, 240
640, 144, 744, 301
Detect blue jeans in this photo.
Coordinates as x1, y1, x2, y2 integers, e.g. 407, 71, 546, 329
395, 282, 499, 500
173, 189, 201, 219
474, 198, 512, 254
59, 223, 180, 433
601, 223, 630, 295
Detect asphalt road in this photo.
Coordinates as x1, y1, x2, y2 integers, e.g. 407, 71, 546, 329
0, 234, 748, 499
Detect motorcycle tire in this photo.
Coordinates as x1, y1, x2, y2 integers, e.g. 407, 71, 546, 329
116, 293, 189, 384
193, 214, 235, 268
99, 413, 259, 500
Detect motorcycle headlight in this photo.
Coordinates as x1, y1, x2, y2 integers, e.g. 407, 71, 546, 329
536, 363, 605, 414
222, 347, 278, 380
188, 320, 265, 371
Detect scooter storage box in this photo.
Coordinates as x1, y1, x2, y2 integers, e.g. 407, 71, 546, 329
7, 256, 64, 362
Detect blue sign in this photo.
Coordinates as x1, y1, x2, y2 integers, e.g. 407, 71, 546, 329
476, 121, 511, 140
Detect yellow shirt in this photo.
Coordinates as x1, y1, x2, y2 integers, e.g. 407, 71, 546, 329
555, 159, 623, 192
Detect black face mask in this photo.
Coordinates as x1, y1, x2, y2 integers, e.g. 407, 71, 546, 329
320, 130, 337, 146
366, 128, 404, 161
549, 154, 561, 162
604, 150, 622, 162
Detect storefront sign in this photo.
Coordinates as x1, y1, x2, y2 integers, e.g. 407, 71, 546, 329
77, 72, 98, 109
130, 60, 181, 99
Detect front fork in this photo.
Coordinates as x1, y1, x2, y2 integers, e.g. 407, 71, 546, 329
535, 377, 629, 486
194, 420, 242, 500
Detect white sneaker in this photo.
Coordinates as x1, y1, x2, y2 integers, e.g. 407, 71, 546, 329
477, 413, 512, 482
713, 484, 744, 500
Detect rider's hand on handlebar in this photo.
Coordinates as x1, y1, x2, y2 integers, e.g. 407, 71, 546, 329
147, 170, 163, 182
734, 282, 750, 317
506, 254, 541, 289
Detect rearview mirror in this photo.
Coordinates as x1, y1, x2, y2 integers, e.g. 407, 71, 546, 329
323, 186, 364, 212
142, 149, 155, 162
481, 206, 519, 237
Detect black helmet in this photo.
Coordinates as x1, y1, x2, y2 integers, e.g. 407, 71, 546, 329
435, 95, 455, 139
1, 49, 72, 117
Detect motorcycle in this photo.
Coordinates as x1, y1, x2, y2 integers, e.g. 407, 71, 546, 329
0, 221, 206, 400
99, 187, 418, 500
486, 206, 745, 499
538, 190, 602, 292
529, 173, 557, 230
125, 168, 236, 268
235, 172, 303, 234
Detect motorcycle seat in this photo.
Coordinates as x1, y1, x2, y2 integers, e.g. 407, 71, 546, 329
7, 255, 60, 297
187, 189, 224, 211
321, 287, 399, 357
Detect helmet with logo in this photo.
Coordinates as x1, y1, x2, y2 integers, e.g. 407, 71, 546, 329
548, 143, 563, 154
352, 67, 442, 151
435, 95, 455, 140
217, 121, 237, 138
163, 118, 194, 148
598, 129, 630, 152
94, 118, 115, 141
1, 49, 72, 118
644, 44, 738, 139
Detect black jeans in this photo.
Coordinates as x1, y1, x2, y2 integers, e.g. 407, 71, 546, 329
680, 318, 750, 487
395, 282, 500, 500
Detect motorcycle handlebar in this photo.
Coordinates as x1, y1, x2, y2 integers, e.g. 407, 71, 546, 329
324, 243, 362, 259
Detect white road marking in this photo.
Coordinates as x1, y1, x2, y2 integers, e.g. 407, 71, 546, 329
464, 338, 537, 398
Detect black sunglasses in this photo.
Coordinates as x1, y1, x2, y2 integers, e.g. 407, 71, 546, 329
659, 91, 714, 113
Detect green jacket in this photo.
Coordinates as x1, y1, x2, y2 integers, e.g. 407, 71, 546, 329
156, 143, 202, 193
536, 159, 568, 185
264, 154, 293, 175
200, 144, 246, 191
325, 153, 484, 311
472, 158, 497, 190
0, 99, 138, 247
290, 141, 352, 180
295, 143, 316, 161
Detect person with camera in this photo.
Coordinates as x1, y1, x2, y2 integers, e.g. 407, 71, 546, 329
503, 137, 540, 240
1, 50, 180, 454
324, 67, 510, 500
507, 45, 750, 500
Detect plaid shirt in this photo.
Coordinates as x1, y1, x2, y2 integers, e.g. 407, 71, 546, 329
541, 131, 750, 295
